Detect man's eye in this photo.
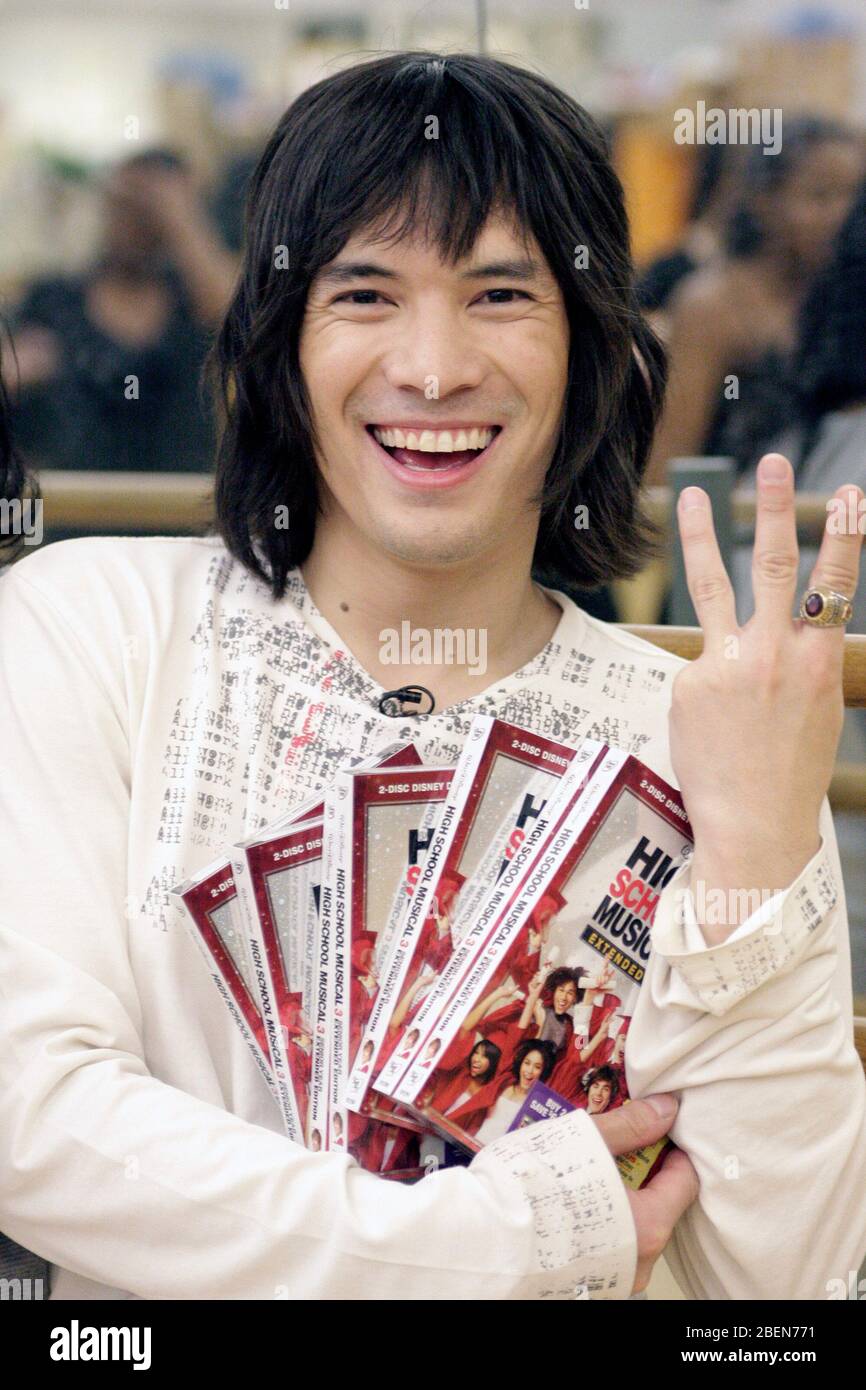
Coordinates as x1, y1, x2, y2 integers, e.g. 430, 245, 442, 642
478, 288, 532, 305
333, 290, 388, 305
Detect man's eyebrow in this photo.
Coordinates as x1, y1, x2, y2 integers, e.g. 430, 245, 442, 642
458, 258, 542, 281
314, 261, 399, 285
313, 256, 544, 285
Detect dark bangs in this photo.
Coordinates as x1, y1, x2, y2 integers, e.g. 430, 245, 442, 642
211, 51, 667, 598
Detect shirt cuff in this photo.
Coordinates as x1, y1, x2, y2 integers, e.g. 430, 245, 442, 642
651, 835, 841, 1017
470, 1108, 636, 1300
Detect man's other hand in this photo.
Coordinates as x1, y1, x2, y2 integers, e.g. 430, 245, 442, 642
593, 1093, 698, 1294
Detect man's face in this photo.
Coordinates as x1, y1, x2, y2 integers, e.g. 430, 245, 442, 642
553, 980, 578, 1014
299, 210, 569, 570
587, 1080, 612, 1114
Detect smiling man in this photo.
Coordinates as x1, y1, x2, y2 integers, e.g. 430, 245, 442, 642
296, 209, 569, 715
1, 52, 864, 1303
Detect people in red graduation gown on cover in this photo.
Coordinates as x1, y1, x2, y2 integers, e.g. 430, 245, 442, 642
419, 1037, 504, 1136
442, 1038, 559, 1145
547, 962, 623, 1103
488, 890, 566, 997
418, 967, 579, 1143
421, 957, 625, 1140
461, 963, 587, 1063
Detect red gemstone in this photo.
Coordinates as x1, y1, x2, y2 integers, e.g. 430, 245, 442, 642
805, 593, 823, 617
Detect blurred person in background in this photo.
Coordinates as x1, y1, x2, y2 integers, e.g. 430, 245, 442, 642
646, 116, 864, 484
637, 143, 738, 332
3, 147, 236, 474
735, 176, 866, 634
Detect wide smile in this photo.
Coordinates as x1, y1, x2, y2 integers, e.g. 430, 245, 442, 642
364, 422, 502, 491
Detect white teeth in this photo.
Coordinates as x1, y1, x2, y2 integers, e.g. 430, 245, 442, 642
371, 426, 496, 452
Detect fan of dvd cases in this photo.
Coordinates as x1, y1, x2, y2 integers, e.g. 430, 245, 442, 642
173, 715, 693, 1188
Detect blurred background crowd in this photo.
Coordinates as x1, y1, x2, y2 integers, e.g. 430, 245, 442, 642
0, 0, 864, 1003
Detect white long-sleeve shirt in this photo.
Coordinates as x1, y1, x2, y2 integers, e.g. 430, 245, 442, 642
0, 534, 863, 1301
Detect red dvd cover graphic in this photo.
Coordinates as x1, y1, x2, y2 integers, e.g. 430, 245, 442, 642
372, 715, 584, 1100
330, 765, 455, 1172
391, 751, 693, 1189
171, 858, 291, 1129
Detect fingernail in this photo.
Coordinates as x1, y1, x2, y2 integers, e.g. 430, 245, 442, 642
645, 1093, 678, 1120
758, 454, 788, 481
679, 488, 705, 511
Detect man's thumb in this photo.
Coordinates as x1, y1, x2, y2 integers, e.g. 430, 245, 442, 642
592, 1093, 678, 1156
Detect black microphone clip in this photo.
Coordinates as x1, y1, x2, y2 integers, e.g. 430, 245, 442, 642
378, 684, 436, 717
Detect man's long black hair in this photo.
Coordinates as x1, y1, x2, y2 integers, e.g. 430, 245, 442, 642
211, 51, 667, 600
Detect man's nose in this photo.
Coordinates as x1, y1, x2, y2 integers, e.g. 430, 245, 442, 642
381, 306, 487, 397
